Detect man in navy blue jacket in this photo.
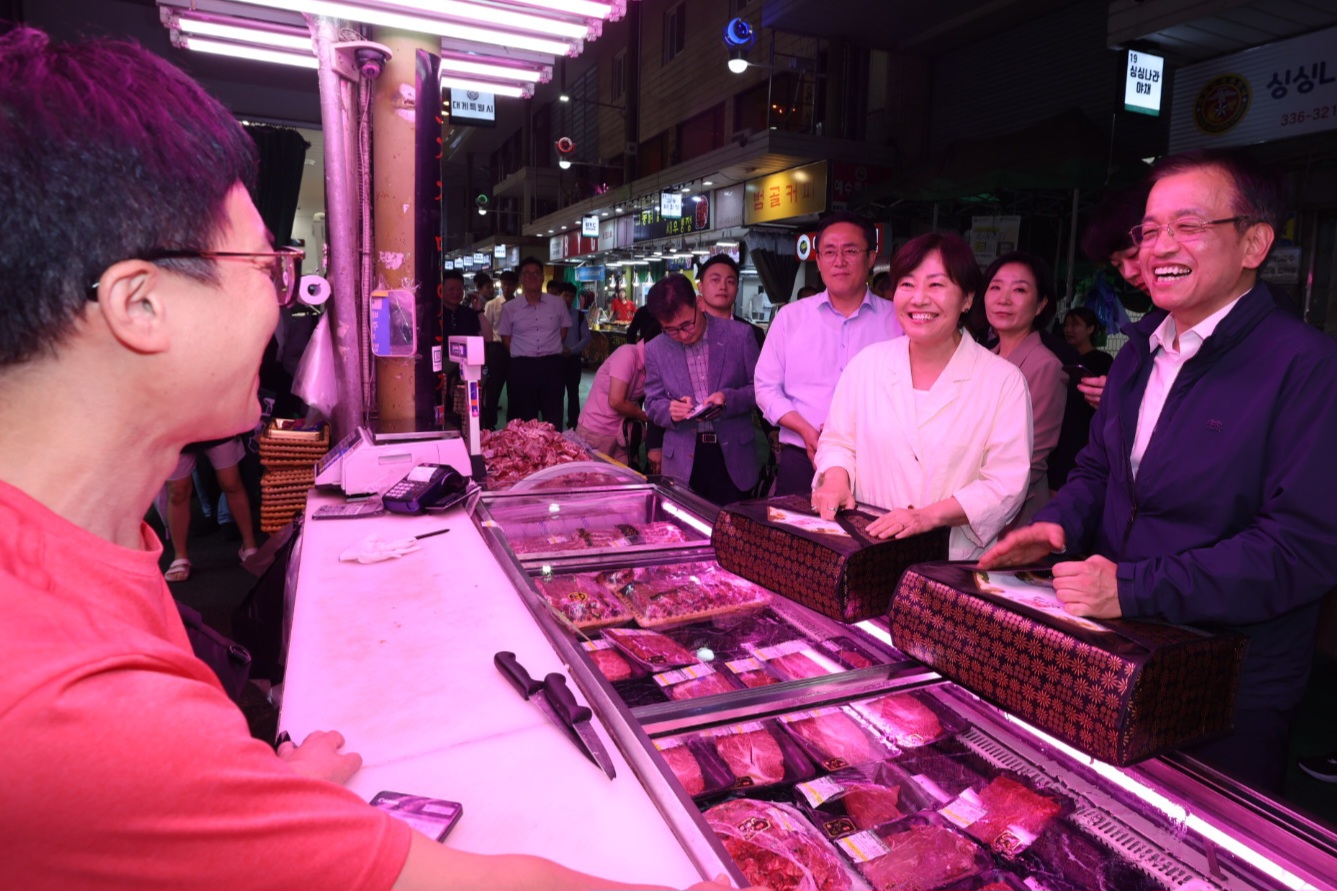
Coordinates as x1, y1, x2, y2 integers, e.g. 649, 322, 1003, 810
982, 148, 1337, 792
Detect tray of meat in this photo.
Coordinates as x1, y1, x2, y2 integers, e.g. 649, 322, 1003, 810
602, 627, 702, 671
794, 761, 936, 839
725, 656, 782, 688
814, 636, 883, 671
532, 573, 632, 630
652, 663, 742, 701
933, 871, 1028, 890
836, 814, 990, 891
746, 640, 846, 682
700, 720, 817, 791
481, 420, 589, 488
510, 521, 693, 557
938, 774, 1069, 859
850, 689, 962, 750
653, 734, 734, 799
601, 560, 772, 628
779, 707, 899, 772
890, 741, 991, 808
581, 639, 646, 682
1012, 816, 1163, 891
705, 798, 864, 891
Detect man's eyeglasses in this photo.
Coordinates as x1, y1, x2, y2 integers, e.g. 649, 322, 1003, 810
87, 248, 304, 306
818, 247, 870, 263
661, 310, 700, 338
1129, 216, 1248, 247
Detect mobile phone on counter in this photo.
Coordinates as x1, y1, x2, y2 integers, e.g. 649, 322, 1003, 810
370, 791, 463, 842
382, 463, 467, 514
312, 501, 385, 520
1062, 364, 1096, 380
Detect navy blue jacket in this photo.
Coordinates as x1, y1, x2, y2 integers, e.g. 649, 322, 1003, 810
1037, 282, 1337, 711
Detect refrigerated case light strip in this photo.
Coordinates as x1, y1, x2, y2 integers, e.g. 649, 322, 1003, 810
660, 501, 713, 537
1069, 808, 1219, 891
1001, 712, 1319, 891
855, 619, 893, 648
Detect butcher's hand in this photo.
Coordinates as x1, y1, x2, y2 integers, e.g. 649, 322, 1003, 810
978, 522, 1066, 570
1053, 555, 1122, 618
1078, 374, 1106, 410
866, 506, 931, 540
277, 729, 363, 785
668, 396, 695, 423
811, 469, 855, 520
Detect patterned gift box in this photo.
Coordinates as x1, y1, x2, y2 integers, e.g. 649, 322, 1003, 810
889, 562, 1246, 766
711, 494, 949, 623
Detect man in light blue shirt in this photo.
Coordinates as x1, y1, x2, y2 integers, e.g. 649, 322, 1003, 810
755, 211, 904, 496
498, 256, 569, 428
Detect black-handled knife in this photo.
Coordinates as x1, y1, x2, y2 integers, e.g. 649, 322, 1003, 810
493, 652, 615, 779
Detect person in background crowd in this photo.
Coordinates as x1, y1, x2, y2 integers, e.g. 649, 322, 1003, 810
644, 274, 760, 504
982, 148, 1337, 794
162, 437, 258, 582
627, 301, 662, 344
811, 233, 1031, 560
498, 257, 568, 428
756, 211, 903, 497
0, 26, 750, 891
795, 285, 820, 299
1062, 306, 1114, 376
559, 281, 591, 430
1046, 305, 1115, 491
482, 269, 516, 430
545, 277, 563, 296
610, 286, 636, 324
697, 253, 764, 348
625, 305, 664, 471
980, 252, 1067, 527
576, 340, 648, 466
1076, 184, 1152, 411
870, 271, 891, 298
441, 269, 482, 340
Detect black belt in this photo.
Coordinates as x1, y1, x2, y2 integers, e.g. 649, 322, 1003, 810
697, 432, 718, 444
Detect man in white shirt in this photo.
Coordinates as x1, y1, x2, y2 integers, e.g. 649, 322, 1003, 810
481, 270, 515, 430
754, 211, 903, 496
498, 257, 568, 428
982, 149, 1337, 793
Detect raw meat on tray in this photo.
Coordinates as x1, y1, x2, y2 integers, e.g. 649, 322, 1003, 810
769, 651, 833, 680
481, 420, 586, 487
857, 692, 945, 747
511, 521, 691, 555
658, 744, 705, 796
607, 561, 771, 625
663, 670, 736, 701
713, 726, 789, 786
587, 646, 635, 682
858, 821, 985, 891
841, 782, 903, 829
533, 574, 629, 629
783, 710, 888, 770
603, 627, 701, 668
707, 799, 853, 891
957, 776, 1062, 852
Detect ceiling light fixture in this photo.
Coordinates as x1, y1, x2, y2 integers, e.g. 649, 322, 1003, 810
173, 35, 318, 69
439, 56, 546, 83
171, 16, 313, 53
440, 75, 529, 98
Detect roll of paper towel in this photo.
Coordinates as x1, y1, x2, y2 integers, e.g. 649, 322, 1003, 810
298, 274, 331, 306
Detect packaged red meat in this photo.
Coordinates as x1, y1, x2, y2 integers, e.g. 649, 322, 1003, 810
778, 706, 899, 771
652, 663, 740, 701
704, 720, 816, 790
836, 814, 990, 891
938, 775, 1067, 858
652, 735, 734, 799
891, 741, 990, 808
795, 761, 935, 839
533, 573, 631, 630
481, 420, 588, 488
851, 690, 960, 749
511, 521, 691, 557
603, 627, 702, 670
816, 636, 882, 671
746, 640, 844, 681
581, 639, 645, 682
725, 657, 781, 688
602, 560, 772, 627
706, 799, 859, 891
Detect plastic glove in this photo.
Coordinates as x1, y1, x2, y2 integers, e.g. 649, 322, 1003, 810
339, 534, 423, 564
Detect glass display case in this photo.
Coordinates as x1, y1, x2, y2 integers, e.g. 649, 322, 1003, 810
472, 484, 1337, 891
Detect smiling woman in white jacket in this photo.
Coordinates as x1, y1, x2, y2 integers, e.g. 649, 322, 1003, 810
811, 233, 1033, 560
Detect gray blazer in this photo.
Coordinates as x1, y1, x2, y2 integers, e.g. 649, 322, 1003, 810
644, 315, 760, 493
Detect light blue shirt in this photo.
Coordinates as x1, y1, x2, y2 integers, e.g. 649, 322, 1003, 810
498, 292, 568, 357
754, 288, 903, 449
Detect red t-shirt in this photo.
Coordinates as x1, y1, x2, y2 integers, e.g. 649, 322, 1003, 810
611, 297, 635, 324
0, 480, 412, 890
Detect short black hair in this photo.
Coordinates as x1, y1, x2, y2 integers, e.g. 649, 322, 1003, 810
0, 26, 258, 366
1080, 184, 1149, 263
558, 281, 577, 296
1148, 148, 1289, 234
518, 256, 544, 276
645, 274, 697, 323
473, 272, 492, 287
499, 269, 519, 284
815, 210, 876, 254
443, 269, 465, 283
547, 278, 563, 291
698, 253, 739, 279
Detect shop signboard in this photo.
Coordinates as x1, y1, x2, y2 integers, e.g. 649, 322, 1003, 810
966, 216, 1020, 266
634, 194, 711, 242
574, 265, 605, 282
1169, 25, 1337, 151
448, 88, 496, 126
549, 235, 565, 261
582, 215, 600, 237
600, 218, 618, 248
745, 161, 828, 225
660, 191, 683, 219
713, 185, 744, 229
829, 162, 892, 211
1124, 49, 1165, 116
493, 244, 507, 259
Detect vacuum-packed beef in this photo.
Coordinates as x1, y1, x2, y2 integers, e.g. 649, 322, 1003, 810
858, 821, 985, 891
659, 744, 705, 796
707, 799, 853, 891
783, 709, 890, 770
856, 692, 945, 748
957, 776, 1062, 853
714, 727, 789, 786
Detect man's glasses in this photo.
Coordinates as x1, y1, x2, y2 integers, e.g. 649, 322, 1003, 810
87, 248, 304, 306
818, 247, 870, 263
1129, 216, 1247, 247
661, 310, 700, 338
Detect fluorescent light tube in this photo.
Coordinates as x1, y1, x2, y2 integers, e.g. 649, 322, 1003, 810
177, 35, 318, 68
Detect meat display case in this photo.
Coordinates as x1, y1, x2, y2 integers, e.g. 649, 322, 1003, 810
475, 480, 1337, 891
